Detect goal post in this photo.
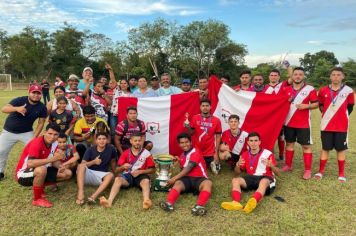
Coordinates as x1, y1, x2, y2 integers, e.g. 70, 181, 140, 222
0, 74, 12, 91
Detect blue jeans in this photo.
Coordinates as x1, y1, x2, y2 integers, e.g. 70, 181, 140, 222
109, 115, 118, 136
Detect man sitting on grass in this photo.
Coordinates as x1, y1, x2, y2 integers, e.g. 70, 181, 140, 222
160, 133, 212, 216
76, 132, 116, 205
221, 132, 279, 213
99, 132, 155, 209
15, 123, 72, 208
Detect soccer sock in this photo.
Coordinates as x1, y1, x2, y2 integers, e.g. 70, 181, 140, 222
253, 191, 263, 203
285, 150, 294, 167
196, 191, 211, 206
318, 159, 328, 174
303, 153, 313, 171
33, 185, 43, 200
231, 190, 241, 202
338, 160, 345, 177
167, 188, 180, 205
278, 139, 285, 157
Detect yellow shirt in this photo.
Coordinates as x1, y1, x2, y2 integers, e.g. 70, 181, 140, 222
74, 117, 109, 144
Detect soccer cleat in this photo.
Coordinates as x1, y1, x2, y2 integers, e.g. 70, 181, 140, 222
191, 205, 207, 216
281, 165, 293, 172
279, 156, 284, 161
32, 198, 53, 208
159, 201, 174, 212
0, 172, 4, 181
243, 198, 257, 213
338, 176, 347, 182
303, 170, 312, 180
210, 162, 219, 175
314, 173, 323, 180
99, 196, 111, 208
143, 199, 153, 209
221, 201, 243, 211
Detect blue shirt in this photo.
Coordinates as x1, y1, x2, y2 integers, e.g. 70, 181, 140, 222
156, 86, 182, 96
83, 144, 117, 172
78, 79, 93, 91
132, 88, 158, 98
3, 96, 47, 133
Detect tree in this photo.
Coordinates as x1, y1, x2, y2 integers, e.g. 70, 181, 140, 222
82, 32, 113, 62
0, 30, 8, 73
308, 58, 334, 88
342, 59, 356, 87
299, 50, 339, 76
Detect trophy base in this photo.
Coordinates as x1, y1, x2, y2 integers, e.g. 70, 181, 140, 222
153, 179, 171, 192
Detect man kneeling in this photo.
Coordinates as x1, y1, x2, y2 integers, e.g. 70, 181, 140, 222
76, 132, 116, 205
160, 133, 212, 216
221, 132, 279, 213
15, 123, 72, 208
99, 132, 155, 209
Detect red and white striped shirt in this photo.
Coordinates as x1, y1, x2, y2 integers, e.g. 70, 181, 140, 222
179, 148, 208, 178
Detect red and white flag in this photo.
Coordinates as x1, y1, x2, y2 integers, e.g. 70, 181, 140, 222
118, 77, 290, 155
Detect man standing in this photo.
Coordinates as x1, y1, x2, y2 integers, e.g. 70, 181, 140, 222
220, 75, 230, 85
282, 67, 319, 180
181, 79, 192, 92
66, 74, 86, 109
0, 85, 47, 180
248, 74, 266, 92
78, 67, 94, 90
132, 76, 158, 98
41, 78, 50, 105
195, 77, 209, 100
233, 70, 252, 91
221, 132, 279, 213
315, 67, 354, 182
185, 99, 222, 175
15, 123, 72, 208
129, 76, 139, 93
150, 75, 160, 91
156, 73, 182, 96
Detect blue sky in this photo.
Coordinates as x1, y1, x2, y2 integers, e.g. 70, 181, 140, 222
1, 0, 355, 66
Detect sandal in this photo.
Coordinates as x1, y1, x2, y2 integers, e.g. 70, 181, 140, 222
87, 197, 97, 205
76, 199, 85, 206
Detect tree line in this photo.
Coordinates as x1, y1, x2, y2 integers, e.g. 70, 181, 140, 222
0, 19, 355, 87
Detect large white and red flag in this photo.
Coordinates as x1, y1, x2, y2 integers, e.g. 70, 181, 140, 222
118, 77, 290, 155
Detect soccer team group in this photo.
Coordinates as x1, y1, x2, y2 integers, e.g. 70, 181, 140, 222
0, 64, 354, 216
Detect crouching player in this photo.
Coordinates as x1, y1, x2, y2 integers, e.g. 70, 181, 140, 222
160, 133, 212, 216
221, 132, 279, 213
99, 132, 155, 209
55, 133, 79, 173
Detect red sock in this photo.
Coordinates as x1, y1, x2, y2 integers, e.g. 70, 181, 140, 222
285, 150, 294, 167
231, 190, 241, 202
196, 191, 211, 206
278, 139, 285, 157
338, 160, 345, 177
167, 188, 180, 205
33, 185, 44, 200
253, 191, 263, 202
319, 159, 327, 173
303, 153, 313, 171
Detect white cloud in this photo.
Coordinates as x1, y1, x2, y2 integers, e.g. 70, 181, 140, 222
245, 53, 304, 67
115, 21, 134, 33
306, 40, 323, 45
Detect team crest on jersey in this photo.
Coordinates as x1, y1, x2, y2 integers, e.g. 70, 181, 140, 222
147, 122, 160, 135
340, 93, 347, 98
301, 91, 308, 96
221, 108, 232, 123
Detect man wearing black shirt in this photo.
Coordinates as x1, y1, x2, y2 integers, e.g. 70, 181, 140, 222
41, 78, 50, 105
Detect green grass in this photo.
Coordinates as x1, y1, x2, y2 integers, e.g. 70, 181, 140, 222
0, 90, 355, 236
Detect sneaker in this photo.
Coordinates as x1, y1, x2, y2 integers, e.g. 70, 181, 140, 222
191, 205, 207, 216
338, 176, 347, 182
0, 172, 4, 181
143, 199, 153, 209
159, 201, 174, 212
314, 172, 323, 180
221, 201, 243, 211
32, 198, 53, 208
281, 165, 292, 172
303, 170, 312, 180
243, 198, 257, 214
210, 162, 219, 175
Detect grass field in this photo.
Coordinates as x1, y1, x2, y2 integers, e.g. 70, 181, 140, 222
0, 90, 355, 236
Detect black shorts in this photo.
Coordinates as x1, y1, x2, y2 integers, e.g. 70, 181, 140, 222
204, 156, 214, 167
178, 176, 208, 195
121, 173, 150, 188
18, 167, 58, 187
284, 126, 312, 145
227, 153, 240, 168
321, 131, 348, 151
241, 175, 275, 196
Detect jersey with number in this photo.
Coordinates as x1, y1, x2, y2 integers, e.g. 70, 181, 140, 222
179, 148, 208, 178
190, 114, 222, 156
318, 85, 354, 132
240, 149, 276, 178
221, 129, 248, 155
284, 84, 318, 128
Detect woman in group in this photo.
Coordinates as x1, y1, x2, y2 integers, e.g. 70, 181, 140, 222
47, 86, 81, 119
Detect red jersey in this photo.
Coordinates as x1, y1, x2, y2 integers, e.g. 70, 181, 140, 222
55, 144, 76, 163
179, 148, 208, 178
221, 129, 248, 155
233, 84, 252, 91
190, 114, 222, 156
115, 119, 147, 138
118, 149, 155, 172
264, 81, 289, 95
319, 85, 354, 132
284, 84, 318, 128
66, 89, 86, 107
240, 149, 276, 178
15, 136, 57, 180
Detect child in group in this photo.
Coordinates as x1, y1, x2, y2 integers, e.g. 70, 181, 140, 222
48, 96, 75, 136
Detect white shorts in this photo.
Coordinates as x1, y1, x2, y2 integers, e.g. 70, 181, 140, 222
83, 167, 111, 186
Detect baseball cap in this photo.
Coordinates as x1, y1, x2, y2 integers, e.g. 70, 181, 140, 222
151, 75, 159, 81
68, 74, 79, 82
29, 85, 42, 94
182, 79, 191, 84
83, 67, 93, 73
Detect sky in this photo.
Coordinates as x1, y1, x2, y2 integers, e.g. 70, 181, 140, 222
1, 0, 356, 67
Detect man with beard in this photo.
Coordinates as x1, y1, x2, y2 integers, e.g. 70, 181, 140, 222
234, 70, 252, 91
248, 74, 266, 92
150, 75, 160, 91
157, 73, 182, 96
66, 74, 86, 109
0, 85, 47, 181
181, 79, 192, 92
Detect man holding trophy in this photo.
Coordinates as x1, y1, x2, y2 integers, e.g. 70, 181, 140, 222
159, 133, 213, 216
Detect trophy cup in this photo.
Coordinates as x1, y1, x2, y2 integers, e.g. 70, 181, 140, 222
153, 154, 174, 191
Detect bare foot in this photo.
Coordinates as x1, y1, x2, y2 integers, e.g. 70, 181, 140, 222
143, 199, 152, 209
99, 196, 112, 208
